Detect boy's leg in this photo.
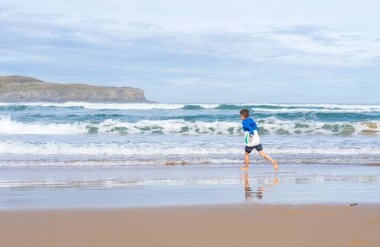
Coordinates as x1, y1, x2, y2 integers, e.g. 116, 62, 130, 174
240, 152, 250, 172
245, 152, 250, 167
258, 151, 278, 170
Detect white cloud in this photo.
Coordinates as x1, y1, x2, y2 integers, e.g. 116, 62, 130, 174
3, 0, 380, 31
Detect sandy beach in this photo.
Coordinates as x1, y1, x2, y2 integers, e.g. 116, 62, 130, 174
1, 204, 379, 247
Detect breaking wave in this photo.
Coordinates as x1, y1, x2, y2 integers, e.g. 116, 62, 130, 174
0, 115, 378, 136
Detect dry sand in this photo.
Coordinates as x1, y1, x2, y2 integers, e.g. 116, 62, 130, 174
1, 204, 379, 247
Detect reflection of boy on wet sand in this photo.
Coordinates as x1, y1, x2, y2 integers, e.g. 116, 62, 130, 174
243, 172, 279, 201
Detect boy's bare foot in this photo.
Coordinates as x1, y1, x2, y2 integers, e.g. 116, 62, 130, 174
272, 161, 278, 170
240, 167, 249, 172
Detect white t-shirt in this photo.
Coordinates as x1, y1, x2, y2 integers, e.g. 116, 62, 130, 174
244, 130, 261, 147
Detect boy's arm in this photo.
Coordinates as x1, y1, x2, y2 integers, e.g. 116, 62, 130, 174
242, 121, 255, 136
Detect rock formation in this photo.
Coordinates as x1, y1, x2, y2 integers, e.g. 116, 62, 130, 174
0, 76, 147, 102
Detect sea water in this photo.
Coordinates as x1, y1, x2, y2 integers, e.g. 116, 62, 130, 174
0, 102, 379, 208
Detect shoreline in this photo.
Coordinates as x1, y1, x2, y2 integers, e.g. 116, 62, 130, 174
1, 204, 379, 247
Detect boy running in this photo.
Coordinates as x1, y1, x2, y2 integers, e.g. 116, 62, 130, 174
240, 108, 278, 172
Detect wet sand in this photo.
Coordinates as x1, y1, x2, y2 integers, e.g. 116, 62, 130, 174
2, 163, 380, 209
1, 204, 379, 247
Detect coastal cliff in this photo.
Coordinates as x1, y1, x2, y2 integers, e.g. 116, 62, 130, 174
0, 76, 147, 102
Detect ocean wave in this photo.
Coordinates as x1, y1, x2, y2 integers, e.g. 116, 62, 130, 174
257, 118, 379, 135
0, 115, 378, 135
1, 102, 380, 112
0, 102, 218, 110
250, 108, 380, 113
218, 103, 380, 110
1, 141, 380, 156
0, 115, 88, 134
0, 116, 240, 135
216, 104, 380, 113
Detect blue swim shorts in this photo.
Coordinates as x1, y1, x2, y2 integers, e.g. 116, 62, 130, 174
245, 144, 263, 153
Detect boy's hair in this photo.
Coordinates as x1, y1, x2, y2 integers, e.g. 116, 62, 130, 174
240, 108, 250, 118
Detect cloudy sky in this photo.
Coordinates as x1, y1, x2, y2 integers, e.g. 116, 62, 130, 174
0, 0, 379, 103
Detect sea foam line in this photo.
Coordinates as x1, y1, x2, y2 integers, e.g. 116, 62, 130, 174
1, 141, 380, 156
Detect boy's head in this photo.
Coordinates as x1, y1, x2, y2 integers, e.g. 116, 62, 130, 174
240, 108, 250, 120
